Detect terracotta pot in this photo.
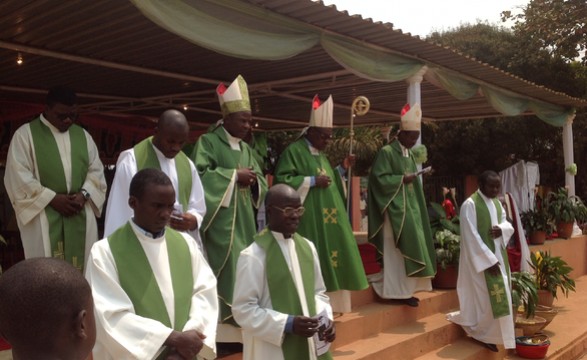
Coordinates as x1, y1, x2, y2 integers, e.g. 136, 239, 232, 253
432, 264, 458, 289
556, 221, 574, 239
537, 289, 554, 307
529, 230, 546, 245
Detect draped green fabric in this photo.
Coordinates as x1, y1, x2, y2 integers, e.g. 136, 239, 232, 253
108, 223, 194, 330
30, 118, 88, 271
322, 34, 424, 81
427, 68, 479, 100
471, 192, 511, 319
427, 68, 574, 126
129, 0, 575, 126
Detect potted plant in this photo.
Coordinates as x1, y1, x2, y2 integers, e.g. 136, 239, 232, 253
429, 203, 460, 288
520, 208, 550, 245
529, 250, 576, 306
544, 187, 587, 238
511, 271, 538, 319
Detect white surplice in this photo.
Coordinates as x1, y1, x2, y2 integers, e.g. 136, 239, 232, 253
86, 221, 218, 359
447, 190, 516, 349
103, 144, 206, 249
3, 115, 107, 265
368, 215, 432, 299
232, 231, 332, 360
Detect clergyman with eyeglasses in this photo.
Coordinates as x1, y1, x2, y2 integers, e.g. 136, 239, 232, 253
4, 85, 107, 272
273, 95, 368, 313
233, 184, 336, 360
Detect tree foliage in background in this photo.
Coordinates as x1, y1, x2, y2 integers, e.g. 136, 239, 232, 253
425, 23, 587, 198
501, 0, 587, 65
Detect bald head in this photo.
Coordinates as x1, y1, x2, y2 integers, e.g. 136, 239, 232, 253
266, 184, 300, 208
153, 109, 190, 158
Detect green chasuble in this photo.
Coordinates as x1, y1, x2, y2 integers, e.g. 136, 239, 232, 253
192, 126, 268, 325
29, 117, 88, 271
255, 229, 333, 360
274, 138, 368, 291
472, 192, 511, 318
367, 140, 436, 277
133, 137, 192, 211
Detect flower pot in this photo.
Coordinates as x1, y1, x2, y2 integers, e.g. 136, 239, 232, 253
556, 221, 574, 239
534, 305, 558, 330
515, 315, 547, 336
529, 231, 546, 245
537, 289, 554, 307
432, 264, 458, 289
516, 335, 550, 359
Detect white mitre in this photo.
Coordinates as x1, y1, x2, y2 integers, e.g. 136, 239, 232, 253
400, 103, 422, 131
309, 94, 333, 128
217, 74, 251, 117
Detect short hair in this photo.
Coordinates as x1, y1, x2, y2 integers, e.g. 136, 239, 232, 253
46, 86, 77, 107
0, 258, 91, 349
129, 168, 172, 199
479, 170, 500, 186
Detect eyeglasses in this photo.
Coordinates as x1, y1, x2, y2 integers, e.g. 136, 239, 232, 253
271, 206, 305, 216
55, 112, 78, 121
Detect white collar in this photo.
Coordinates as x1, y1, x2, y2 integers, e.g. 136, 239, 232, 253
222, 127, 242, 150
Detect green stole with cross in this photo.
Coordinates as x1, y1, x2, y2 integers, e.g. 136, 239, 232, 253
29, 117, 88, 270
472, 192, 511, 319
108, 223, 193, 359
133, 137, 192, 212
254, 229, 333, 360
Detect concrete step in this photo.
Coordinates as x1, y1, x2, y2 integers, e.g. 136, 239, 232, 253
334, 288, 458, 349
332, 311, 464, 360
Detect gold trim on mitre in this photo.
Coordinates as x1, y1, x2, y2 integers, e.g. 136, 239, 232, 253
309, 95, 333, 128
400, 103, 422, 131
217, 75, 251, 117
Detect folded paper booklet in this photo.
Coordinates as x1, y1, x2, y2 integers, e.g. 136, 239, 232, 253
312, 309, 331, 356
196, 344, 216, 360
415, 166, 432, 176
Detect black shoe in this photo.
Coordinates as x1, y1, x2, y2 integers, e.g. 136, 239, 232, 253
216, 342, 243, 357
483, 342, 498, 352
399, 297, 419, 307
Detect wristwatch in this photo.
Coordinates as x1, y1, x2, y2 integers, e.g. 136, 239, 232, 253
81, 188, 91, 200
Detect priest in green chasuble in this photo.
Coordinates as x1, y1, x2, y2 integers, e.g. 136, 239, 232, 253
86, 169, 218, 359
274, 95, 368, 313
447, 171, 515, 352
367, 103, 436, 307
233, 184, 335, 360
4, 86, 107, 272
191, 75, 268, 340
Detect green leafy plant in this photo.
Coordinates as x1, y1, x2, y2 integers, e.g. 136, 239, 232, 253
434, 229, 460, 270
530, 250, 576, 299
545, 187, 587, 224
511, 271, 538, 318
520, 208, 550, 234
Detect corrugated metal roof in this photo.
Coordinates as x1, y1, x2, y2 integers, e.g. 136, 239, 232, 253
0, 0, 584, 131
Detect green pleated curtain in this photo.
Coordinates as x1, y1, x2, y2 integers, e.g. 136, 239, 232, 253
130, 0, 575, 126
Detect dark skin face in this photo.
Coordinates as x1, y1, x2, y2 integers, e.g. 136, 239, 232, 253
397, 130, 420, 149
223, 111, 252, 140
266, 188, 303, 238
44, 103, 78, 132
129, 183, 175, 234
480, 175, 502, 199
305, 127, 332, 151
